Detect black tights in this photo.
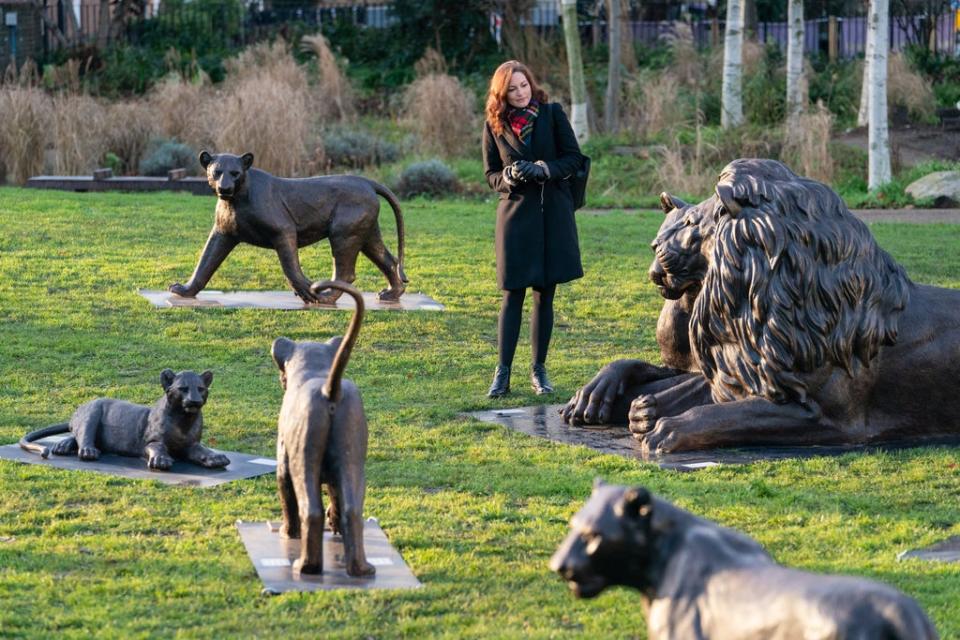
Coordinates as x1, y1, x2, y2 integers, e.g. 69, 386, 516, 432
498, 284, 556, 369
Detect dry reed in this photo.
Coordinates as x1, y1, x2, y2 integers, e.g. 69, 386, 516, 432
0, 87, 52, 183
656, 128, 717, 198
147, 76, 214, 150
401, 73, 477, 158
104, 100, 161, 174
887, 53, 935, 122
51, 93, 109, 175
224, 40, 303, 91
301, 33, 355, 122
781, 100, 834, 184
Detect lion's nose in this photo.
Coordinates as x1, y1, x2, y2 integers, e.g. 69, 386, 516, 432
649, 260, 665, 286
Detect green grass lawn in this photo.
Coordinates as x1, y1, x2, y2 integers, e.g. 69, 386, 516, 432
1, 187, 959, 639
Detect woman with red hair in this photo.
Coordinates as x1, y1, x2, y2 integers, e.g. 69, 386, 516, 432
482, 60, 585, 398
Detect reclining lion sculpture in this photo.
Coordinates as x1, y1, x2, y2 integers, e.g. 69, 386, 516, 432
566, 158, 960, 453
550, 481, 939, 639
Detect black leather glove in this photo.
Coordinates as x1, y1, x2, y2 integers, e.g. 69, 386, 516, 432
516, 160, 548, 183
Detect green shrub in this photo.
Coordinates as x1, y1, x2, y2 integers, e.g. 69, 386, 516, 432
139, 139, 198, 176
323, 129, 399, 168
394, 159, 459, 198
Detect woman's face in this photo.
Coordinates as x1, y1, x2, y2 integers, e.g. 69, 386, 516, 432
506, 71, 532, 109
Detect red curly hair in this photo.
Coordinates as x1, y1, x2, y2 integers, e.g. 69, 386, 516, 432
485, 60, 548, 136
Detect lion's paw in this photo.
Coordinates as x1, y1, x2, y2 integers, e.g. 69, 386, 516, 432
293, 557, 322, 575
148, 453, 174, 470
346, 558, 376, 577
628, 394, 659, 436
78, 446, 100, 461
202, 452, 230, 468
51, 437, 78, 456
638, 417, 683, 454
377, 287, 403, 302
169, 283, 197, 298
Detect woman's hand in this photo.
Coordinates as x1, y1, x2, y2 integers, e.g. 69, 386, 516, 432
515, 160, 548, 183
502, 163, 526, 187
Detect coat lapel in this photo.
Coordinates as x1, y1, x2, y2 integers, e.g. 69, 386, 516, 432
500, 126, 528, 159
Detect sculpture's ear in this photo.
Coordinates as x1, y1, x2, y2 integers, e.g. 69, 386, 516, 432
617, 486, 653, 520
326, 335, 344, 350
240, 152, 254, 171
201, 370, 213, 387
199, 151, 213, 169
271, 337, 296, 371
160, 368, 176, 390
715, 183, 743, 217
592, 477, 606, 494
659, 192, 688, 214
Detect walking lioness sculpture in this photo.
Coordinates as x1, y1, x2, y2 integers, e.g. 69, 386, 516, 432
170, 151, 407, 304
271, 280, 374, 577
551, 481, 939, 639
19, 369, 229, 471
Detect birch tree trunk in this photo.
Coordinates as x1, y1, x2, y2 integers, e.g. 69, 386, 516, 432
867, 0, 892, 189
785, 0, 804, 123
604, 0, 621, 133
721, 0, 744, 128
857, 9, 875, 127
561, 0, 590, 142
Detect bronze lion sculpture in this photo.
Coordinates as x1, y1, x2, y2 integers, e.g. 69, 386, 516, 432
550, 481, 939, 639
568, 158, 960, 453
170, 151, 407, 305
271, 280, 374, 577
19, 369, 229, 471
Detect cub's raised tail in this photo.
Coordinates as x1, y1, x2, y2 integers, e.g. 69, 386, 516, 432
308, 280, 365, 403
19, 422, 70, 458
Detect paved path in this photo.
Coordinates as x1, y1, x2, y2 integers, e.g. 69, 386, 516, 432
580, 208, 960, 223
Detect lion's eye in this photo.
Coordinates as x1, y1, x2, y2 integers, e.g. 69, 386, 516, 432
213, 170, 222, 178
178, 386, 189, 392
230, 171, 240, 178
197, 387, 206, 393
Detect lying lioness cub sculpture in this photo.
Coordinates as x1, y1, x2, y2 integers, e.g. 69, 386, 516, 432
271, 280, 374, 577
550, 481, 938, 640
19, 369, 229, 471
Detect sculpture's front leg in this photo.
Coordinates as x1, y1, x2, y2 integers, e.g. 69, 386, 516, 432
274, 234, 320, 303
184, 442, 230, 468
170, 229, 239, 297
639, 397, 843, 454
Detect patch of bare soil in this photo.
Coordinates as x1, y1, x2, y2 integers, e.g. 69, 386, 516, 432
835, 124, 960, 168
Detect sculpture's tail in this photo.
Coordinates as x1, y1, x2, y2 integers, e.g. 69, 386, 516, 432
313, 280, 364, 404
19, 422, 70, 459
882, 600, 939, 640
369, 180, 407, 283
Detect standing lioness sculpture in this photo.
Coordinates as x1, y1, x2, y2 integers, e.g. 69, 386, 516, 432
170, 151, 407, 304
551, 481, 939, 639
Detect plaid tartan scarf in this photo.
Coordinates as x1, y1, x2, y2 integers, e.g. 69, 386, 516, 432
507, 100, 540, 143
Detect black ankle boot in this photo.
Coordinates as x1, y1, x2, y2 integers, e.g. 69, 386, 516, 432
487, 365, 511, 398
531, 363, 554, 395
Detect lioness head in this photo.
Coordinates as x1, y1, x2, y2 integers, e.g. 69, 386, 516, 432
199, 151, 254, 200
549, 480, 654, 598
648, 192, 713, 300
271, 336, 344, 390
160, 369, 213, 414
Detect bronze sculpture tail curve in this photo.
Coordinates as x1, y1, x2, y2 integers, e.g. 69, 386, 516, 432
310, 280, 365, 404
19, 422, 70, 458
367, 179, 407, 283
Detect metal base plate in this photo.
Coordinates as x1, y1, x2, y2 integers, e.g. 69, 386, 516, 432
236, 519, 421, 593
0, 436, 276, 486
899, 537, 960, 563
465, 405, 960, 471
138, 289, 444, 311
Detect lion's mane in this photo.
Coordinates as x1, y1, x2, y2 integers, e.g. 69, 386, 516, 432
690, 159, 911, 405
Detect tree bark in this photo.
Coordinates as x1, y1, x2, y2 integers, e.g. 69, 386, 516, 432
785, 0, 805, 124
721, 0, 744, 128
561, 0, 590, 142
857, 8, 875, 127
604, 0, 621, 133
867, 0, 892, 189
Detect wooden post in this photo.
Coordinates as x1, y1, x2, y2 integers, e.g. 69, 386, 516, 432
712, 16, 719, 48
828, 16, 838, 61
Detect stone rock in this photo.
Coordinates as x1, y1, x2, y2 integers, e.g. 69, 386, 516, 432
905, 171, 960, 208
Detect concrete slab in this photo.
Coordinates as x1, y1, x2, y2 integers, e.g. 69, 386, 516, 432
898, 537, 960, 563
236, 519, 421, 594
0, 435, 275, 486
138, 289, 444, 311
465, 405, 960, 471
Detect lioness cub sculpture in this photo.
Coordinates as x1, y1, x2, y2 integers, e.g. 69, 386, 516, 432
551, 481, 938, 640
19, 369, 229, 471
170, 151, 407, 305
271, 280, 374, 577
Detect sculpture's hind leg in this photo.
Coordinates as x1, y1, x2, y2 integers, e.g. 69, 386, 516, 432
334, 474, 374, 577
362, 229, 405, 301
276, 443, 300, 539
69, 400, 103, 461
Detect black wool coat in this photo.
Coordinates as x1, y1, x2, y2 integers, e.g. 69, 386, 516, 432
482, 102, 585, 290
